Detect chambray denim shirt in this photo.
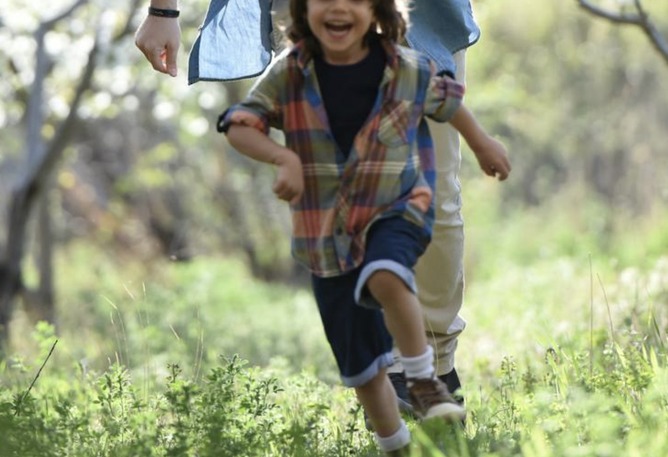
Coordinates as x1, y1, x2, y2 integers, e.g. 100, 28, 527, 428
188, 0, 480, 84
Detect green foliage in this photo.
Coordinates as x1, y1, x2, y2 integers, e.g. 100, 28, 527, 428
41, 246, 334, 384
2, 335, 667, 456
6, 177, 668, 456
465, 336, 668, 457
463, 0, 668, 213
3, 1, 668, 455
0, 350, 376, 457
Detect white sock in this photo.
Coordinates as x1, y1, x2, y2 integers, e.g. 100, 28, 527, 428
375, 419, 411, 452
401, 345, 434, 380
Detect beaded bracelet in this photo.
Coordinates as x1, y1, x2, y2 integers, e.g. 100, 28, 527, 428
148, 7, 180, 18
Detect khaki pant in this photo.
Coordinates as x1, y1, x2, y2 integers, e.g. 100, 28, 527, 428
389, 51, 467, 377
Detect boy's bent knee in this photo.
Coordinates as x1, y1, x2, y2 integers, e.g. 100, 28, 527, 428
367, 270, 405, 298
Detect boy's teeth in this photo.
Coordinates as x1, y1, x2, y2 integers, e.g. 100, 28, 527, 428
327, 23, 350, 31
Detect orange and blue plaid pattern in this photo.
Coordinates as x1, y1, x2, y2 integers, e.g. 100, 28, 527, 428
219, 38, 464, 277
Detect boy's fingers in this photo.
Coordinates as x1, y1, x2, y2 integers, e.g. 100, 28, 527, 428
273, 182, 293, 202
273, 184, 286, 199
496, 165, 509, 181
487, 163, 509, 181
289, 191, 303, 205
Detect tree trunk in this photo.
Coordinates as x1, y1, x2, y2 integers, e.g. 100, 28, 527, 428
0, 0, 95, 354
0, 187, 34, 353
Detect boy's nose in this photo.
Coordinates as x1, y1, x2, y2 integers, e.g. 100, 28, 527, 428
330, 0, 350, 11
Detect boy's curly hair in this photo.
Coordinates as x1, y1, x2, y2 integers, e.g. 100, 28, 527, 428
287, 0, 408, 56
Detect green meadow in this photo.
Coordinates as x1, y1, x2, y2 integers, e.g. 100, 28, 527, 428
2, 1, 668, 455
2, 179, 667, 456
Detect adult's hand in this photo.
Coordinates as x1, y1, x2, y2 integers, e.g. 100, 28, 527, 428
135, 3, 181, 77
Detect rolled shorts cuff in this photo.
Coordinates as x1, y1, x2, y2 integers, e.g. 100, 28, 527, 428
341, 351, 395, 387
355, 259, 418, 309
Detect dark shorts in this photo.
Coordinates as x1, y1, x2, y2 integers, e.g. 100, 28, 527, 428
311, 217, 430, 387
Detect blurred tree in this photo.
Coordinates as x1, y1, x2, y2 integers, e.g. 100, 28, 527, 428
0, 0, 300, 354
0, 0, 140, 353
578, 0, 668, 65
464, 0, 668, 219
2, 0, 667, 356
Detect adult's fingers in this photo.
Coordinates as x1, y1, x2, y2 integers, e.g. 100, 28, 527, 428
147, 48, 169, 74
164, 43, 179, 77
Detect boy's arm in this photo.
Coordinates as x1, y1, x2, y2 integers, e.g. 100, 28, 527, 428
226, 125, 304, 204
449, 105, 512, 181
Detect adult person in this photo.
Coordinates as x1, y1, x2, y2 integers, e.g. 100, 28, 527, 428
135, 0, 499, 408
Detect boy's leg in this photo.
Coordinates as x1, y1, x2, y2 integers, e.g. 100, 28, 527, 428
369, 270, 427, 357
311, 270, 409, 454
358, 218, 466, 421
366, 268, 465, 421
311, 271, 394, 388
355, 368, 403, 436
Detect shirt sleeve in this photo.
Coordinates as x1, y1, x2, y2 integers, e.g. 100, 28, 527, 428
424, 62, 465, 123
216, 59, 286, 134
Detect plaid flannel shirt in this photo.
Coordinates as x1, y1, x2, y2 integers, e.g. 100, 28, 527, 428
218, 38, 464, 277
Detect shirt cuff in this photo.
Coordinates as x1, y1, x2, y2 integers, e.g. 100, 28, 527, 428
216, 107, 268, 134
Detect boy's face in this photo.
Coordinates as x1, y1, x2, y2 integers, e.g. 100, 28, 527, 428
306, 0, 375, 65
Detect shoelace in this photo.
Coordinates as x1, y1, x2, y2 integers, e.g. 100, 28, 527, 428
408, 378, 453, 407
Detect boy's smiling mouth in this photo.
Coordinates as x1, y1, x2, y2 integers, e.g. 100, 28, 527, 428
325, 22, 353, 35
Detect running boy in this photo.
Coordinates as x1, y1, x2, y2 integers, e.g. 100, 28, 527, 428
218, 0, 510, 454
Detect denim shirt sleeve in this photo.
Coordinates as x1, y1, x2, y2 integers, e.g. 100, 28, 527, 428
406, 0, 480, 76
188, 0, 273, 84
191, 0, 479, 84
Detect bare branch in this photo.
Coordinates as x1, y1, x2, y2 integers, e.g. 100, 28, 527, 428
27, 0, 90, 165
27, 39, 100, 189
41, 0, 89, 30
577, 0, 668, 65
578, 0, 642, 24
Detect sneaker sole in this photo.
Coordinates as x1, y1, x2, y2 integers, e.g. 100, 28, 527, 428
418, 403, 467, 422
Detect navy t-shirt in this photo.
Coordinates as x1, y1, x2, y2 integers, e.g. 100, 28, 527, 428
314, 37, 386, 158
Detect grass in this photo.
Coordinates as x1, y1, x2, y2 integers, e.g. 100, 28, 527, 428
2, 180, 668, 455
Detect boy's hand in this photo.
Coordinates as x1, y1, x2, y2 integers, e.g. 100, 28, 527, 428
449, 105, 511, 181
273, 151, 304, 204
225, 125, 303, 203
471, 136, 511, 181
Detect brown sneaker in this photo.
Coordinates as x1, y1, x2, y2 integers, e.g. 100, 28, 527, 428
406, 376, 467, 422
